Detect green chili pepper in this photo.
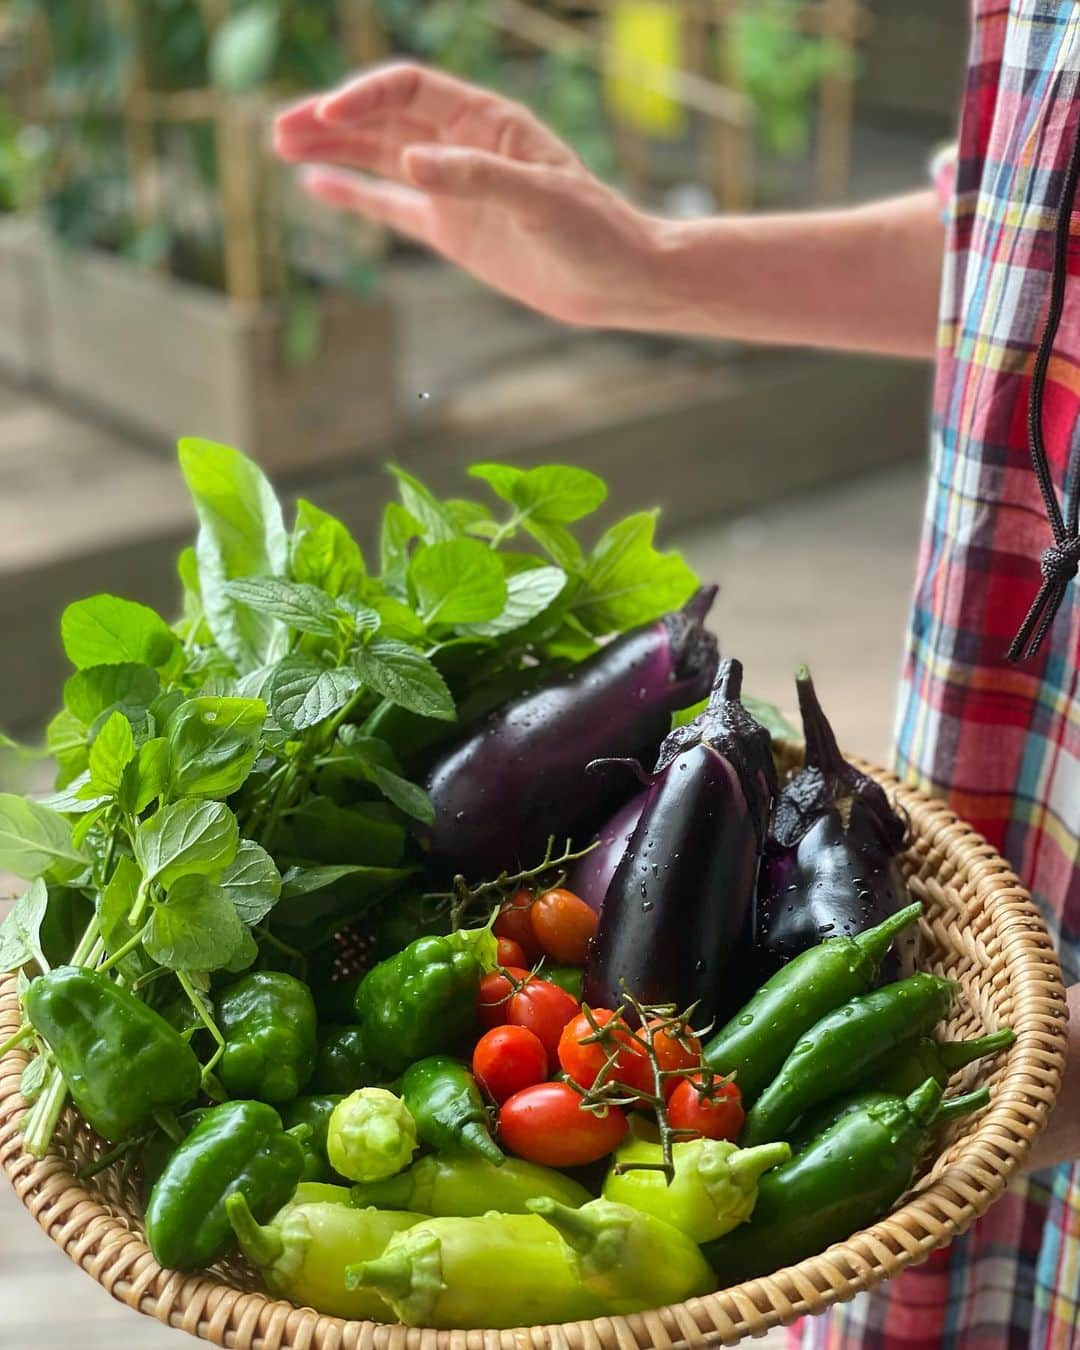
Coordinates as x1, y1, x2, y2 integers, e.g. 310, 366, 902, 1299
790, 1084, 991, 1153
543, 965, 584, 1000
705, 1079, 944, 1280
23, 966, 202, 1144
703, 902, 921, 1105
401, 1056, 503, 1166
528, 1197, 715, 1313
144, 1100, 308, 1270
314, 1025, 382, 1095
327, 1088, 417, 1182
217, 971, 318, 1104
602, 1134, 790, 1242
351, 1153, 591, 1216
140, 1108, 212, 1199
227, 1192, 422, 1320
281, 1095, 344, 1183
355, 928, 496, 1074
346, 1212, 607, 1328
865, 1028, 1015, 1098
740, 971, 957, 1146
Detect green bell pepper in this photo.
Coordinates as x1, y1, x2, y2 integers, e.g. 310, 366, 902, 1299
327, 1088, 417, 1183
351, 1153, 591, 1217
217, 971, 318, 1104
401, 1056, 502, 1165
314, 1025, 381, 1095
281, 1095, 343, 1183
140, 1108, 212, 1199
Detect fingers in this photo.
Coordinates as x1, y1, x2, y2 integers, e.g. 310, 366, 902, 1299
316, 62, 488, 128
403, 145, 555, 211
299, 167, 432, 243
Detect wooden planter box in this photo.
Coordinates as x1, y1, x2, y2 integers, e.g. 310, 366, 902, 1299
37, 240, 399, 473
0, 217, 48, 383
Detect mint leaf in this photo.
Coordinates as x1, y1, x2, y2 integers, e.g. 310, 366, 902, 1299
64, 663, 159, 730
38, 773, 110, 815
369, 764, 435, 823
277, 797, 406, 867
265, 658, 361, 733
465, 564, 567, 637
446, 499, 495, 533
0, 797, 86, 881
0, 879, 49, 972
61, 594, 178, 671
523, 518, 585, 572
388, 466, 457, 543
743, 696, 798, 742
88, 711, 135, 797
371, 594, 426, 642
134, 798, 239, 890
168, 696, 266, 798
220, 839, 281, 924
223, 578, 343, 638
280, 863, 371, 899
46, 710, 89, 788
20, 1054, 47, 1102
354, 639, 455, 721
291, 498, 365, 598
573, 512, 698, 633
144, 874, 246, 972
379, 502, 421, 593
471, 462, 607, 523
409, 538, 507, 626
179, 437, 288, 671
98, 856, 144, 958
119, 737, 171, 814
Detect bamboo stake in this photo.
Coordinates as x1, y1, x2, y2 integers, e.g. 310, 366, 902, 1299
711, 1, 754, 211
814, 0, 858, 203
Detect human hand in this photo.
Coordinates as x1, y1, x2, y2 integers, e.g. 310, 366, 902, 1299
273, 63, 667, 331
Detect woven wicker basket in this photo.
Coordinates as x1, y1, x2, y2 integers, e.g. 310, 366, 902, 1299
0, 755, 1068, 1349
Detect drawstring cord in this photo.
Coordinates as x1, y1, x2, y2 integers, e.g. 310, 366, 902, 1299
1007, 121, 1080, 662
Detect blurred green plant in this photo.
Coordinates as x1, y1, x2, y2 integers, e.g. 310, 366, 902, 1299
0, 101, 49, 213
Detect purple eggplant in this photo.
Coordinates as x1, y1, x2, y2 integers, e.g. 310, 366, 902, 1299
421, 589, 719, 876
754, 667, 911, 981
582, 658, 776, 1025
565, 789, 648, 914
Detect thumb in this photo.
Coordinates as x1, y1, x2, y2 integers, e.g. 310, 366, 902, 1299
404, 145, 552, 205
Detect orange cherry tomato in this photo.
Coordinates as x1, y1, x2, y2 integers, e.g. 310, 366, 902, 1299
498, 1082, 628, 1167
529, 888, 598, 965
557, 1009, 653, 1095
644, 1018, 703, 1098
472, 1025, 548, 1105
667, 1073, 744, 1141
493, 889, 542, 963
495, 936, 527, 968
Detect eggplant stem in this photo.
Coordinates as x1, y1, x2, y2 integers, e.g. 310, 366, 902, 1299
796, 667, 847, 781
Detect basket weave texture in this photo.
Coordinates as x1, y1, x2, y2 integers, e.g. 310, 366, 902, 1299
0, 755, 1068, 1349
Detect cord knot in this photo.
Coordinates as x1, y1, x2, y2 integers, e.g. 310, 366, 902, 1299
1040, 536, 1080, 583
1008, 532, 1080, 662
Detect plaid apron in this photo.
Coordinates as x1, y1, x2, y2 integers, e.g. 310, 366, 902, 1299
792, 2, 1080, 1346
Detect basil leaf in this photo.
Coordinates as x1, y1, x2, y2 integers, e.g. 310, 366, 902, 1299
291, 498, 365, 598
265, 658, 361, 733
223, 578, 343, 638
327, 732, 433, 823
371, 594, 426, 642
87, 711, 135, 797
20, 1054, 48, 1102
354, 639, 455, 721
471, 462, 607, 523
0, 879, 49, 972
220, 839, 281, 924
64, 663, 159, 730
134, 798, 239, 890
523, 518, 585, 572
223, 926, 260, 973
465, 565, 567, 637
388, 466, 457, 543
144, 874, 246, 972
61, 594, 178, 671
276, 797, 405, 867
168, 696, 266, 799
573, 512, 698, 633
369, 764, 435, 824
379, 502, 421, 594
46, 710, 89, 789
38, 773, 110, 816
0, 798, 86, 881
179, 437, 288, 671
98, 857, 144, 957
409, 538, 507, 626
279, 863, 372, 899
119, 737, 171, 814
446, 499, 495, 532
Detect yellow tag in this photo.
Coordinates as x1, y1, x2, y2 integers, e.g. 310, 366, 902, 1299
603, 1, 686, 139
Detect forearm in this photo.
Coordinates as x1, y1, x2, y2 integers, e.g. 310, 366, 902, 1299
624, 189, 944, 360
1026, 982, 1080, 1172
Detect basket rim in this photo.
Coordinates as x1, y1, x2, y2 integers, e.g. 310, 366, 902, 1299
0, 758, 1068, 1349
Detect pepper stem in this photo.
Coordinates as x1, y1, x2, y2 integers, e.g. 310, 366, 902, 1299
905, 1078, 944, 1126
526, 1196, 597, 1254
346, 1251, 412, 1297
225, 1192, 284, 1268
935, 1086, 991, 1122
726, 1141, 792, 1189
937, 1029, 1016, 1070
853, 901, 923, 966
795, 666, 847, 781
459, 1121, 504, 1166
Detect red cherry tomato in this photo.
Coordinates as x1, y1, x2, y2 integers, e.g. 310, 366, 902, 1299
472, 1025, 548, 1105
495, 936, 527, 968
644, 1018, 703, 1098
529, 888, 598, 965
498, 1082, 628, 1167
667, 1073, 745, 1141
506, 978, 580, 1061
493, 889, 542, 963
476, 966, 532, 1030
557, 1009, 653, 1094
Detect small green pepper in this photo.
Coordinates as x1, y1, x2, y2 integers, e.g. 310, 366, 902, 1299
314, 1025, 382, 1095
543, 965, 584, 1000
144, 1100, 308, 1270
866, 1029, 1015, 1098
401, 1056, 503, 1165
351, 1153, 591, 1216
347, 1212, 607, 1328
23, 966, 202, 1144
355, 928, 496, 1073
529, 1197, 715, 1313
217, 971, 318, 1104
790, 1084, 991, 1153
281, 1095, 343, 1183
741, 972, 957, 1145
327, 1088, 417, 1183
603, 1133, 790, 1242
140, 1108, 212, 1199
227, 1192, 422, 1320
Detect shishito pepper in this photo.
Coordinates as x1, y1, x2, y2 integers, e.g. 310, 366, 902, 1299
741, 971, 957, 1146
346, 1212, 608, 1328
401, 1056, 503, 1165
703, 902, 922, 1105
528, 1197, 715, 1314
281, 1095, 343, 1183
351, 1153, 591, 1216
327, 1088, 417, 1182
140, 1108, 212, 1198
217, 971, 318, 1103
602, 1132, 791, 1242
705, 1080, 944, 1280
227, 1192, 421, 1320
23, 966, 201, 1144
790, 1084, 991, 1153
314, 1025, 382, 1095
144, 1100, 308, 1270
355, 928, 496, 1074
866, 1028, 1015, 1099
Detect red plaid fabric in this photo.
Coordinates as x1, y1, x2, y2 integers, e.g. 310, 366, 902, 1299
792, 2, 1079, 1346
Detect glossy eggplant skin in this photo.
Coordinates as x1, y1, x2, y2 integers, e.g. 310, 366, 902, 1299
754, 669, 910, 982
420, 590, 718, 877
582, 659, 775, 1026
565, 790, 648, 915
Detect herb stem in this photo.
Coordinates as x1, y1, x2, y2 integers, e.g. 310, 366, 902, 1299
255, 923, 307, 975
127, 878, 151, 930
95, 926, 147, 975
22, 1065, 67, 1158
178, 972, 227, 1082
0, 1024, 33, 1057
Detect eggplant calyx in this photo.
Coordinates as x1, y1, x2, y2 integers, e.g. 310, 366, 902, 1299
662, 586, 720, 687
585, 756, 655, 788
